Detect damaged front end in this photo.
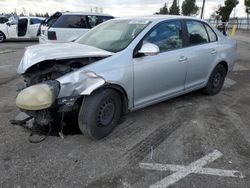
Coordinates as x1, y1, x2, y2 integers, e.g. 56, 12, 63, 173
16, 44, 112, 127
16, 65, 106, 126
16, 80, 60, 125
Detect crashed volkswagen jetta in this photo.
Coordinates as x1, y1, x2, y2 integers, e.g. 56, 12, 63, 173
16, 16, 237, 139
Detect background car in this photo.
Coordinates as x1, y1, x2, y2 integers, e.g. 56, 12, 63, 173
16, 16, 237, 140
0, 16, 45, 43
38, 11, 114, 43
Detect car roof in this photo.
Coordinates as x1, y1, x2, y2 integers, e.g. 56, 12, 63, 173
19, 16, 45, 20
61, 12, 113, 17
115, 15, 206, 23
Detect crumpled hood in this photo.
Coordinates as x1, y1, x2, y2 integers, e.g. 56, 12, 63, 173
17, 42, 114, 74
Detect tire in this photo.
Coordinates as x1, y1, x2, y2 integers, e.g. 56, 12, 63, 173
78, 88, 122, 140
202, 64, 226, 95
0, 31, 5, 43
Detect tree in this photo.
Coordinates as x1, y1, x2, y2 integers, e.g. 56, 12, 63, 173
181, 0, 199, 16
169, 0, 180, 15
44, 12, 50, 18
216, 0, 239, 22
209, 6, 221, 27
155, 3, 169, 14
245, 0, 250, 29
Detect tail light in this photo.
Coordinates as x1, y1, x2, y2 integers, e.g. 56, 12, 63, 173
48, 31, 57, 40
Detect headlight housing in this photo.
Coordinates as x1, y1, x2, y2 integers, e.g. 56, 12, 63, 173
16, 81, 60, 111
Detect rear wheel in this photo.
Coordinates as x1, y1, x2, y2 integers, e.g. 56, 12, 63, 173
78, 89, 122, 140
202, 64, 226, 95
0, 31, 6, 43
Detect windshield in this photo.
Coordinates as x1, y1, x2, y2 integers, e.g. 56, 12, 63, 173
76, 19, 151, 53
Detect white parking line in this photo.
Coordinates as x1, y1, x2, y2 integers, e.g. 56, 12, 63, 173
140, 150, 245, 188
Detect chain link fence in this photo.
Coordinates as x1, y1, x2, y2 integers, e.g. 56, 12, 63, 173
207, 17, 250, 30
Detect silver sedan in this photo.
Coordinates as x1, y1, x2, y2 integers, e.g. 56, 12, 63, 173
16, 16, 237, 139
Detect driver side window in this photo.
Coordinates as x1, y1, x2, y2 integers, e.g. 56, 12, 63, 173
143, 20, 183, 52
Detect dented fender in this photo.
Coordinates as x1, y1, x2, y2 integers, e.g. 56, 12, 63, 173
56, 70, 105, 98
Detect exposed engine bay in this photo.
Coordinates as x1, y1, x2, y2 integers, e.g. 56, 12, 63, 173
22, 57, 104, 87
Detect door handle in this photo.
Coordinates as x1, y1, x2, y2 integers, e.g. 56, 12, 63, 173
179, 56, 187, 63
210, 49, 217, 54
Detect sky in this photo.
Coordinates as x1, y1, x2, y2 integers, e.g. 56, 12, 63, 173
0, 0, 247, 19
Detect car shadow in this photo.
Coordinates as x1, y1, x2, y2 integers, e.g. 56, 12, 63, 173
4, 39, 38, 43
35, 90, 206, 138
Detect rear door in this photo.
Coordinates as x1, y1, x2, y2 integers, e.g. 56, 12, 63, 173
184, 20, 218, 90
28, 18, 43, 38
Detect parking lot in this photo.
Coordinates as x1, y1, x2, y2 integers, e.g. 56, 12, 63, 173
0, 32, 250, 188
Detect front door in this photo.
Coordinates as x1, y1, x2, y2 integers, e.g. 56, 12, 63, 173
133, 20, 188, 108
7, 23, 18, 38
17, 18, 28, 37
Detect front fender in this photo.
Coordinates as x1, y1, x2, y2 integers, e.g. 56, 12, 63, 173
56, 70, 105, 98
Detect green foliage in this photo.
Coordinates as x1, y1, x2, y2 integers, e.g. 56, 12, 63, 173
217, 0, 239, 22
155, 3, 169, 14
34, 13, 50, 17
181, 0, 199, 16
169, 0, 180, 15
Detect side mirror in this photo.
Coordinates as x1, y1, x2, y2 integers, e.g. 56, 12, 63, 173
138, 43, 160, 56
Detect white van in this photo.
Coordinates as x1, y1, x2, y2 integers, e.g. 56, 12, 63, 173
0, 16, 44, 42
39, 12, 114, 43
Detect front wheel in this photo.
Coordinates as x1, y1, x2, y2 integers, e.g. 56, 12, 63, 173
78, 89, 122, 140
202, 64, 226, 95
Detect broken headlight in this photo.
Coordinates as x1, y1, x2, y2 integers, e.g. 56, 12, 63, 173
16, 81, 60, 111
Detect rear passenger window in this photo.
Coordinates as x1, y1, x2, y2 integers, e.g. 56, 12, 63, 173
52, 15, 88, 28
87, 16, 98, 28
204, 24, 217, 42
186, 21, 209, 45
97, 16, 113, 23
30, 18, 42, 25
87, 16, 114, 28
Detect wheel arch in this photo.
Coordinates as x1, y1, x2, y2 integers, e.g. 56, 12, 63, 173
218, 61, 229, 74
205, 60, 229, 86
93, 83, 129, 115
0, 30, 6, 41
